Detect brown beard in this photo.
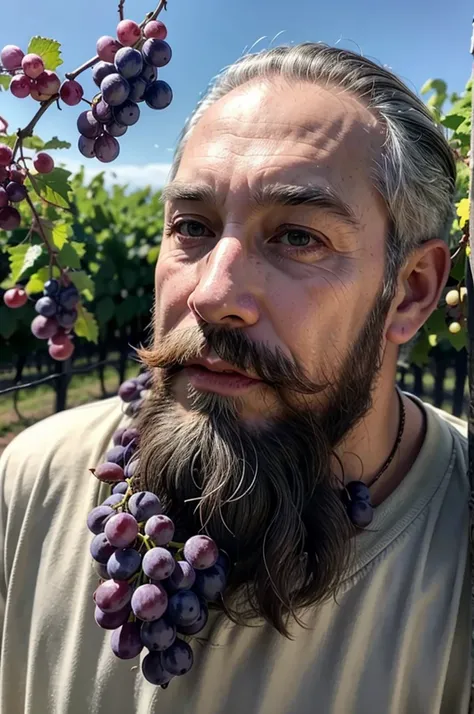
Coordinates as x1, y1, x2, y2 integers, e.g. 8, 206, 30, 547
134, 285, 392, 636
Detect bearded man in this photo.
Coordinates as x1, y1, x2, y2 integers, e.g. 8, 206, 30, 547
0, 42, 470, 714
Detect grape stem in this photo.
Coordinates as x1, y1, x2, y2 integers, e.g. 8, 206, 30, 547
118, 0, 125, 21
65, 56, 100, 82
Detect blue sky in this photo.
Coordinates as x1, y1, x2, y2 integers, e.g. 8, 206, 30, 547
1, 0, 473, 189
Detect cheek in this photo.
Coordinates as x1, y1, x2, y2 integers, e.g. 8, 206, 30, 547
155, 256, 197, 334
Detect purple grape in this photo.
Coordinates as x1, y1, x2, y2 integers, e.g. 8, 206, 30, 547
131, 583, 168, 621
106, 444, 126, 466
111, 621, 143, 660
145, 514, 175, 546
113, 100, 140, 127
94, 561, 110, 580
92, 98, 113, 124
114, 47, 143, 79
92, 61, 116, 87
77, 110, 101, 139
136, 371, 152, 388
112, 481, 129, 495
35, 296, 57, 318
58, 286, 79, 310
140, 617, 176, 651
100, 73, 130, 107
6, 181, 27, 203
128, 76, 148, 103
121, 427, 140, 447
142, 39, 172, 68
174, 560, 196, 590
78, 135, 96, 158
129, 491, 162, 522
94, 134, 120, 163
87, 505, 114, 534
56, 308, 78, 328
104, 512, 138, 548
142, 547, 176, 580
113, 426, 128, 445
216, 551, 231, 576
177, 598, 208, 635
43, 279, 60, 297
102, 492, 124, 507
140, 64, 157, 84
104, 121, 128, 138
184, 535, 218, 570
94, 462, 125, 483
121, 441, 137, 468
118, 379, 140, 402
162, 639, 193, 676
124, 458, 139, 479
142, 651, 174, 686
107, 547, 141, 580
145, 79, 173, 111
94, 579, 132, 613
94, 604, 130, 630
168, 591, 200, 628
193, 563, 227, 602
90, 532, 116, 564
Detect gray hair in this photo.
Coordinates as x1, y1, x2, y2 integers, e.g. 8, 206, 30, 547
169, 42, 456, 295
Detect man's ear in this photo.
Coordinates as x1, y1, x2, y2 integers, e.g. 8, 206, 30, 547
385, 239, 451, 345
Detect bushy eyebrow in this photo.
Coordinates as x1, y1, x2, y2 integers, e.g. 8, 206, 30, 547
162, 181, 359, 228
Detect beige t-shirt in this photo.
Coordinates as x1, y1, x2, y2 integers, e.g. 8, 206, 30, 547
0, 393, 471, 714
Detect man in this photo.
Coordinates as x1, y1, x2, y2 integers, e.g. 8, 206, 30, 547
0, 42, 470, 714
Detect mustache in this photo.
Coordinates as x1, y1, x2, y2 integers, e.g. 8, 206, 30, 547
137, 324, 326, 395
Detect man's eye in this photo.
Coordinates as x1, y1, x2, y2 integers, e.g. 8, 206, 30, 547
277, 230, 323, 248
175, 220, 211, 238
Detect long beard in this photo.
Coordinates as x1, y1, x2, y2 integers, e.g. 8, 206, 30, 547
135, 286, 392, 636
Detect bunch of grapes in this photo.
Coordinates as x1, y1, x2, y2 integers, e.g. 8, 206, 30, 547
0, 143, 54, 230
78, 19, 172, 163
87, 372, 230, 688
445, 287, 468, 335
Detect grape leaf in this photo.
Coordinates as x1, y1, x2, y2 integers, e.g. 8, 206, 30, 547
75, 305, 99, 344
457, 198, 470, 229
7, 244, 43, 283
22, 136, 45, 150
42, 137, 71, 151
71, 242, 86, 258
0, 135, 16, 148
69, 270, 95, 301
0, 306, 17, 339
32, 168, 72, 209
58, 242, 81, 269
52, 222, 70, 250
96, 296, 115, 325
0, 75, 11, 91
27, 36, 63, 71
24, 266, 54, 295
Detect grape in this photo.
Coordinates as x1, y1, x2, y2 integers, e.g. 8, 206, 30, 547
56, 308, 78, 329
121, 427, 139, 447
145, 80, 173, 110
101, 73, 130, 106
113, 426, 127, 446
104, 512, 138, 548
141, 616, 176, 651
94, 579, 132, 613
35, 296, 57, 317
8, 167, 26, 183
193, 563, 227, 602
136, 371, 152, 388
142, 39, 172, 68
94, 134, 120, 163
215, 550, 231, 575
174, 560, 196, 590
142, 547, 176, 580
184, 535, 218, 570
94, 461, 125, 483
107, 547, 141, 580
114, 47, 143, 79
143, 515, 174, 546
78, 135, 96, 158
3, 287, 27, 309
131, 583, 168, 621
94, 561, 110, 580
124, 459, 138, 479
113, 100, 140, 127
87, 505, 114, 534
21, 53, 44, 79
43, 279, 60, 296
77, 111, 102, 139
1, 45, 24, 70
58, 285, 79, 310
60, 79, 84, 106
48, 337, 74, 361
0, 187, 8, 208
94, 603, 130, 629
116, 19, 141, 47
0, 167, 8, 182
144, 21, 168, 41
31, 315, 58, 339
102, 492, 124, 507
111, 621, 143, 659
92, 98, 113, 124
140, 64, 157, 84
90, 532, 117, 564
177, 599, 209, 635
129, 491, 162, 522
104, 122, 127, 138
106, 444, 126, 466
0, 144, 13, 166
168, 591, 201, 627
142, 651, 174, 686
118, 379, 140, 402
0, 206, 21, 230
449, 321, 462, 334
112, 481, 129, 495
128, 77, 148, 103
33, 152, 54, 174
446, 289, 460, 307
10, 74, 32, 99
92, 61, 116, 88
162, 639, 194, 676
33, 70, 60, 100
6, 181, 27, 203
96, 36, 122, 63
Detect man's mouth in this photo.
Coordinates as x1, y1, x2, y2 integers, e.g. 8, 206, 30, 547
182, 358, 262, 396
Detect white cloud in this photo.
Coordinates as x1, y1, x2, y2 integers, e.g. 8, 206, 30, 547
50, 156, 173, 191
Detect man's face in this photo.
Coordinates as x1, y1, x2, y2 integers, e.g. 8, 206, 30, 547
155, 78, 389, 421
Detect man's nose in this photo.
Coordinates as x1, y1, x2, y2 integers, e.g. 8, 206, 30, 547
187, 235, 260, 328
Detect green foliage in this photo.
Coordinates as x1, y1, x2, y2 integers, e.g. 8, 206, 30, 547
0, 75, 11, 91
27, 36, 63, 71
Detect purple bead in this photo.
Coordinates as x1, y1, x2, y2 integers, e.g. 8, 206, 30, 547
347, 500, 374, 528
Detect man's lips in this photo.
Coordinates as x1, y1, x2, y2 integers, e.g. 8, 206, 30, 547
182, 358, 262, 396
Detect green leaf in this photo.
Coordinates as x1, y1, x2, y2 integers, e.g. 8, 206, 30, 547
0, 75, 11, 91
420, 78, 447, 97
425, 309, 447, 337
75, 305, 99, 344
51, 222, 70, 250
42, 137, 71, 151
116, 295, 140, 327
58, 242, 81, 269
7, 244, 43, 283
0, 306, 17, 339
22, 135, 45, 151
69, 270, 95, 301
32, 167, 72, 209
409, 331, 431, 367
0, 134, 16, 148
27, 36, 63, 71
122, 268, 137, 290
24, 266, 55, 295
71, 242, 86, 258
96, 296, 115, 325
447, 326, 467, 351
147, 245, 160, 264
457, 198, 470, 229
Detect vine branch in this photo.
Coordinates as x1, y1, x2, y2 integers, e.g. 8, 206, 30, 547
118, 0, 125, 21
11, 95, 58, 162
